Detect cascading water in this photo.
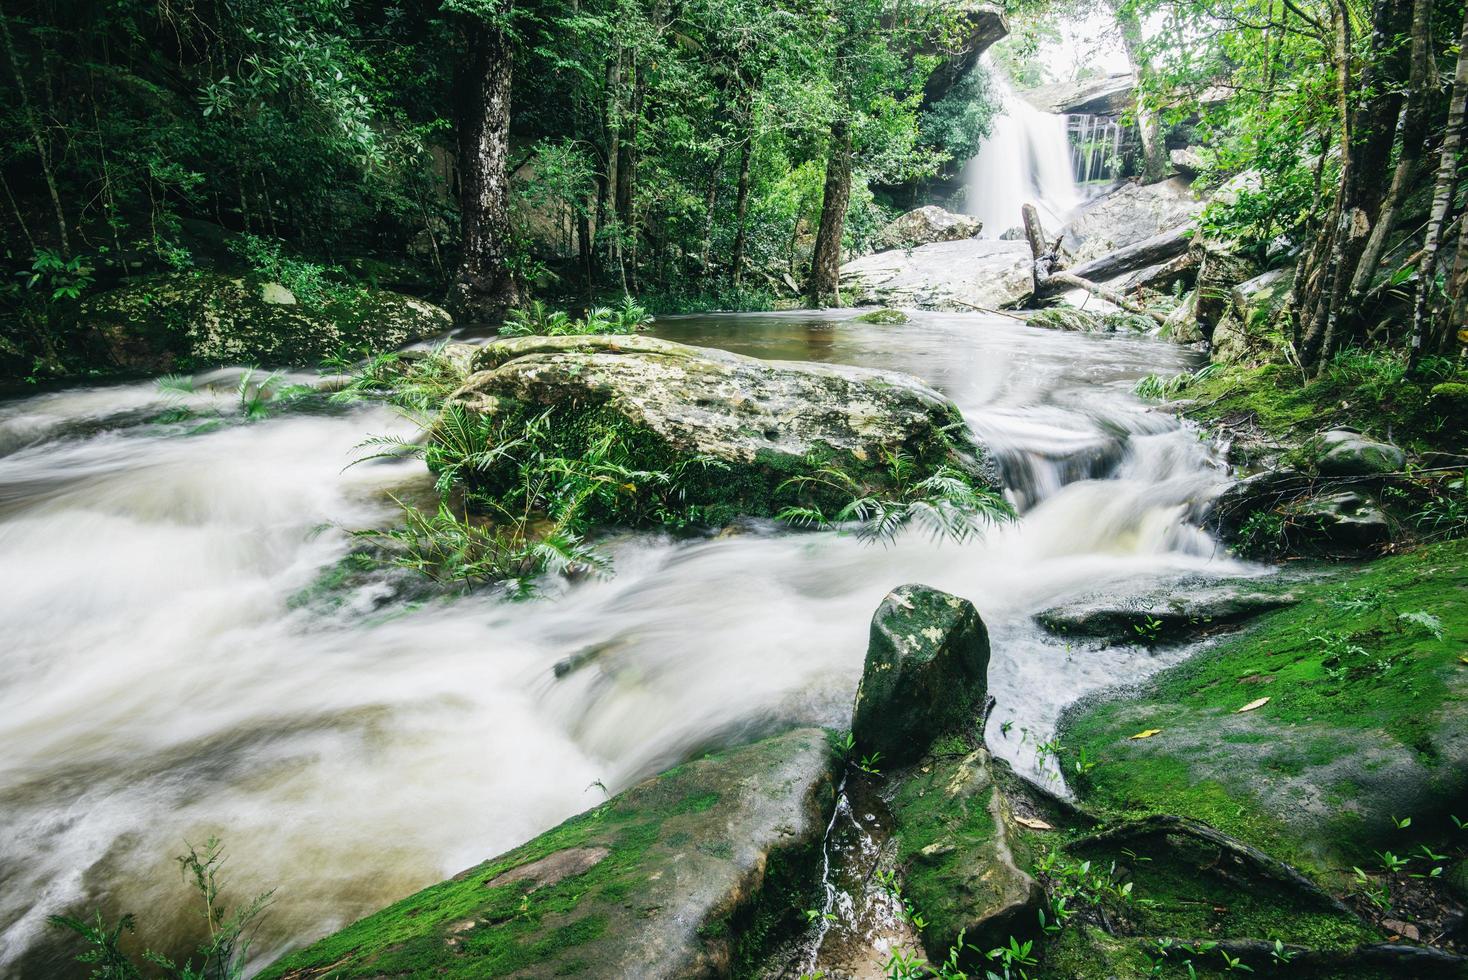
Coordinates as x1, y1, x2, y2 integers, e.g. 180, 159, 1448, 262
1070, 114, 1127, 184
960, 70, 1082, 237
0, 311, 1259, 975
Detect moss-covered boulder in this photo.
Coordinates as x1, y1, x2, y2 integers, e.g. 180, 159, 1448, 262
851, 306, 911, 324
258, 728, 840, 979
1211, 266, 1293, 365
73, 271, 451, 373
889, 748, 1045, 963
851, 585, 991, 767
1312, 429, 1406, 477
454, 335, 999, 520
1058, 541, 1468, 878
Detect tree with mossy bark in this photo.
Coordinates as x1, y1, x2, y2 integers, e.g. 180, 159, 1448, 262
447, 0, 522, 322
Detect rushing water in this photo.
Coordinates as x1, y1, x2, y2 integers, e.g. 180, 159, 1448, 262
0, 310, 1256, 975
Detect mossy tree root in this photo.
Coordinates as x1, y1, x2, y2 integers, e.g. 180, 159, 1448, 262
1068, 815, 1351, 914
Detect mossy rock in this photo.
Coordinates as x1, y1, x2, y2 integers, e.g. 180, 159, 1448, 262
453, 335, 1000, 522
1058, 541, 1468, 879
1034, 580, 1296, 647
851, 307, 911, 324
71, 271, 451, 374
258, 728, 840, 979
888, 748, 1044, 965
851, 585, 990, 767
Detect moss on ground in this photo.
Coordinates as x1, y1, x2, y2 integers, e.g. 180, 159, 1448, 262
1059, 540, 1468, 877
1179, 352, 1466, 457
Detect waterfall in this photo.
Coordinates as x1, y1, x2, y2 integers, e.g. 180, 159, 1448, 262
1069, 114, 1126, 184
960, 73, 1082, 238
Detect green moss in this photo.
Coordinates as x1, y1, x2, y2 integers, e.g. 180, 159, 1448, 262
1060, 541, 1468, 875
851, 307, 910, 324
258, 729, 837, 979
1181, 353, 1466, 456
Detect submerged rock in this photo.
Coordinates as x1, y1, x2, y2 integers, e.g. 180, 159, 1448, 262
839, 238, 1033, 311
878, 206, 982, 249
851, 584, 991, 767
73, 271, 451, 372
456, 335, 1000, 519
259, 728, 840, 979
851, 306, 911, 324
1035, 582, 1296, 647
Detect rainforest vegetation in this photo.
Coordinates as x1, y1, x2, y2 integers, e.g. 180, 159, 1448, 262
3, 0, 1468, 978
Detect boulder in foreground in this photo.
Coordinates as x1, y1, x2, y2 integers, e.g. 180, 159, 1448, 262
851, 584, 991, 767
259, 728, 840, 979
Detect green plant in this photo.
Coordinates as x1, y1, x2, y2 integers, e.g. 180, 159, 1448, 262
1234, 510, 1287, 558
51, 837, 272, 980
20, 248, 94, 301
775, 450, 1012, 546
229, 234, 352, 306
498, 296, 652, 337
1132, 615, 1165, 646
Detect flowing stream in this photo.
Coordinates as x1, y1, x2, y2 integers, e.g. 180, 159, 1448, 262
0, 310, 1257, 975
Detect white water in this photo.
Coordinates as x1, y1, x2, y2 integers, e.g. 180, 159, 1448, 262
0, 312, 1255, 975
961, 74, 1083, 237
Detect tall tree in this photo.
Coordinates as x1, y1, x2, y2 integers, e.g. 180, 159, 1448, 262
449, 0, 521, 321
1108, 0, 1172, 184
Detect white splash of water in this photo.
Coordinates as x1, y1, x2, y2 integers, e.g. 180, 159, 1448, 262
961, 72, 1083, 237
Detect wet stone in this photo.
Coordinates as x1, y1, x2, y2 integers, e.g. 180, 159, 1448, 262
850, 585, 990, 768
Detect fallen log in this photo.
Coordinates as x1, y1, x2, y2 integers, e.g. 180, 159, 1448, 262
1067, 223, 1195, 283
1021, 204, 1168, 324
1047, 272, 1169, 323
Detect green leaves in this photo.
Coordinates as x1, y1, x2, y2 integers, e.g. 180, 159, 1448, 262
776, 452, 1013, 546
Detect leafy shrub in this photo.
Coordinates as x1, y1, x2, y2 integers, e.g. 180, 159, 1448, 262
498, 296, 652, 337
51, 838, 272, 980
775, 449, 1012, 544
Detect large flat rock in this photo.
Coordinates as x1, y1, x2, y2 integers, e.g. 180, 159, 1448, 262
839, 238, 1033, 311
260, 729, 841, 979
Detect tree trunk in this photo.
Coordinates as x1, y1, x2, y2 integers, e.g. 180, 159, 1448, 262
1347, 0, 1435, 306
598, 51, 622, 266
1112, 4, 1170, 184
730, 139, 753, 287
806, 119, 852, 306
1, 12, 69, 256
1411, 2, 1468, 359
699, 148, 725, 274
1294, 0, 1411, 369
449, 9, 520, 322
